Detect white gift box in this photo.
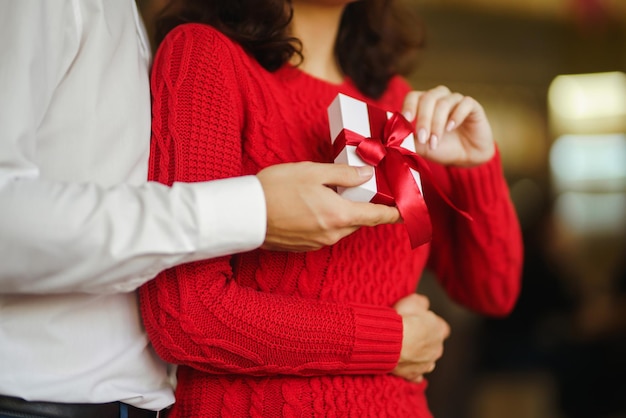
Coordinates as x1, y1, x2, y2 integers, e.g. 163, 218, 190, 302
327, 93, 423, 205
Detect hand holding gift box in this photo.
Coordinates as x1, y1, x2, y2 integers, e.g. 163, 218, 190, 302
327, 93, 472, 248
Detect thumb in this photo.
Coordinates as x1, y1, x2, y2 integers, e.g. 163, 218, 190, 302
321, 164, 374, 188
394, 293, 430, 315
319, 163, 400, 227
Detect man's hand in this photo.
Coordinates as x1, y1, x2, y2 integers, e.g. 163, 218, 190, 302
392, 294, 451, 382
256, 162, 400, 252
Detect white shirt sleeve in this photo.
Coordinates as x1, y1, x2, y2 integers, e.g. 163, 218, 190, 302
0, 177, 266, 294
0, 1, 266, 295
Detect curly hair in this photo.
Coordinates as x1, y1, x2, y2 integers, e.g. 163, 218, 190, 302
153, 0, 425, 99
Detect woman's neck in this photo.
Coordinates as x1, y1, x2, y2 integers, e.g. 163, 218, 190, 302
290, 3, 345, 84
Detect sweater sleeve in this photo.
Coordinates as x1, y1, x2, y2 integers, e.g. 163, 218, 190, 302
140, 24, 402, 376
425, 150, 524, 316
381, 77, 522, 316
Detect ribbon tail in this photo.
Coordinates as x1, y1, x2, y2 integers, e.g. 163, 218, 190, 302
383, 153, 432, 248
400, 151, 474, 223
399, 194, 433, 249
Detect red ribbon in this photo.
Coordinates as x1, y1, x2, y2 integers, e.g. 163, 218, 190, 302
332, 104, 473, 249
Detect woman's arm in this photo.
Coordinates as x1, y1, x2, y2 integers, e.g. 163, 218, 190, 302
399, 85, 523, 316
426, 151, 523, 316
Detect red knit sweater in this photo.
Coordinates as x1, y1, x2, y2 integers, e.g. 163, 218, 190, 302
140, 23, 523, 418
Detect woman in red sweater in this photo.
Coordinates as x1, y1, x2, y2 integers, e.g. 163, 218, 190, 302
140, 0, 523, 416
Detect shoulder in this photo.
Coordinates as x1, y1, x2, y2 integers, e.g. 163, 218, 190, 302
161, 23, 234, 48
378, 76, 412, 109
150, 23, 258, 97
387, 76, 412, 95
155, 23, 248, 70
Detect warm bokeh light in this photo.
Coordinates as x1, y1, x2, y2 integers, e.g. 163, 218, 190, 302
548, 71, 626, 135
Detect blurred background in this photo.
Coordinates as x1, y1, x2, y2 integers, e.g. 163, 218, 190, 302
138, 1, 626, 417
407, 1, 626, 418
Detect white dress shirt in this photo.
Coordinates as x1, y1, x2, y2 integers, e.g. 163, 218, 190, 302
0, 0, 266, 410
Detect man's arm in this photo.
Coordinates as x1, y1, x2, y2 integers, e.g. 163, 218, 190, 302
0, 176, 269, 294
0, 164, 399, 295
0, 3, 399, 295
0, 3, 266, 294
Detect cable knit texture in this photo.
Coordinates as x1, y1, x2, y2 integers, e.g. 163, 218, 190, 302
140, 23, 523, 417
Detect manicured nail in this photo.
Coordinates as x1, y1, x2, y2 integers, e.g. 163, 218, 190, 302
430, 134, 438, 150
417, 128, 427, 144
403, 111, 414, 122
446, 120, 456, 132
356, 165, 374, 178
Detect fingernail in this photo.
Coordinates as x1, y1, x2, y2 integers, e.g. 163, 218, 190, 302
430, 134, 438, 150
446, 120, 456, 131
403, 111, 413, 122
356, 165, 374, 178
417, 128, 427, 144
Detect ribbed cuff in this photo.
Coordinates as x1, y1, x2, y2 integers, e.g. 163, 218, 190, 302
346, 303, 403, 373
447, 149, 508, 213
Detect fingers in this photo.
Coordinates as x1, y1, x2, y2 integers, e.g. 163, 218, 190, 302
413, 375, 424, 383
436, 315, 452, 340
322, 163, 400, 227
403, 86, 480, 151
414, 86, 449, 149
415, 86, 460, 150
428, 92, 464, 148
348, 201, 401, 227
448, 95, 480, 129
314, 163, 375, 188
393, 293, 430, 315
401, 91, 420, 122
392, 361, 438, 383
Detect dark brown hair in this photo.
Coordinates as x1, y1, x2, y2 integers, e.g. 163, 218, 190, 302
153, 0, 425, 98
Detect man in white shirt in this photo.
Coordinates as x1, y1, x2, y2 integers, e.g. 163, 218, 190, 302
0, 0, 449, 418
0, 1, 402, 417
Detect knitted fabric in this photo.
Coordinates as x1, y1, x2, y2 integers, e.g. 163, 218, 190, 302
140, 23, 523, 418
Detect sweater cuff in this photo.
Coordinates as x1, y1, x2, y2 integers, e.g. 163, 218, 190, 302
447, 149, 508, 212
346, 304, 403, 373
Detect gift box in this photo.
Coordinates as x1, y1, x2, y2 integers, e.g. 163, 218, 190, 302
327, 93, 430, 248
328, 93, 423, 205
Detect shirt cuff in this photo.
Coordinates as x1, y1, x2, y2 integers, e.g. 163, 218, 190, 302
192, 175, 266, 258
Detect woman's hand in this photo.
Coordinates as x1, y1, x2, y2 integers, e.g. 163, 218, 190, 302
402, 85, 495, 167
392, 293, 450, 383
